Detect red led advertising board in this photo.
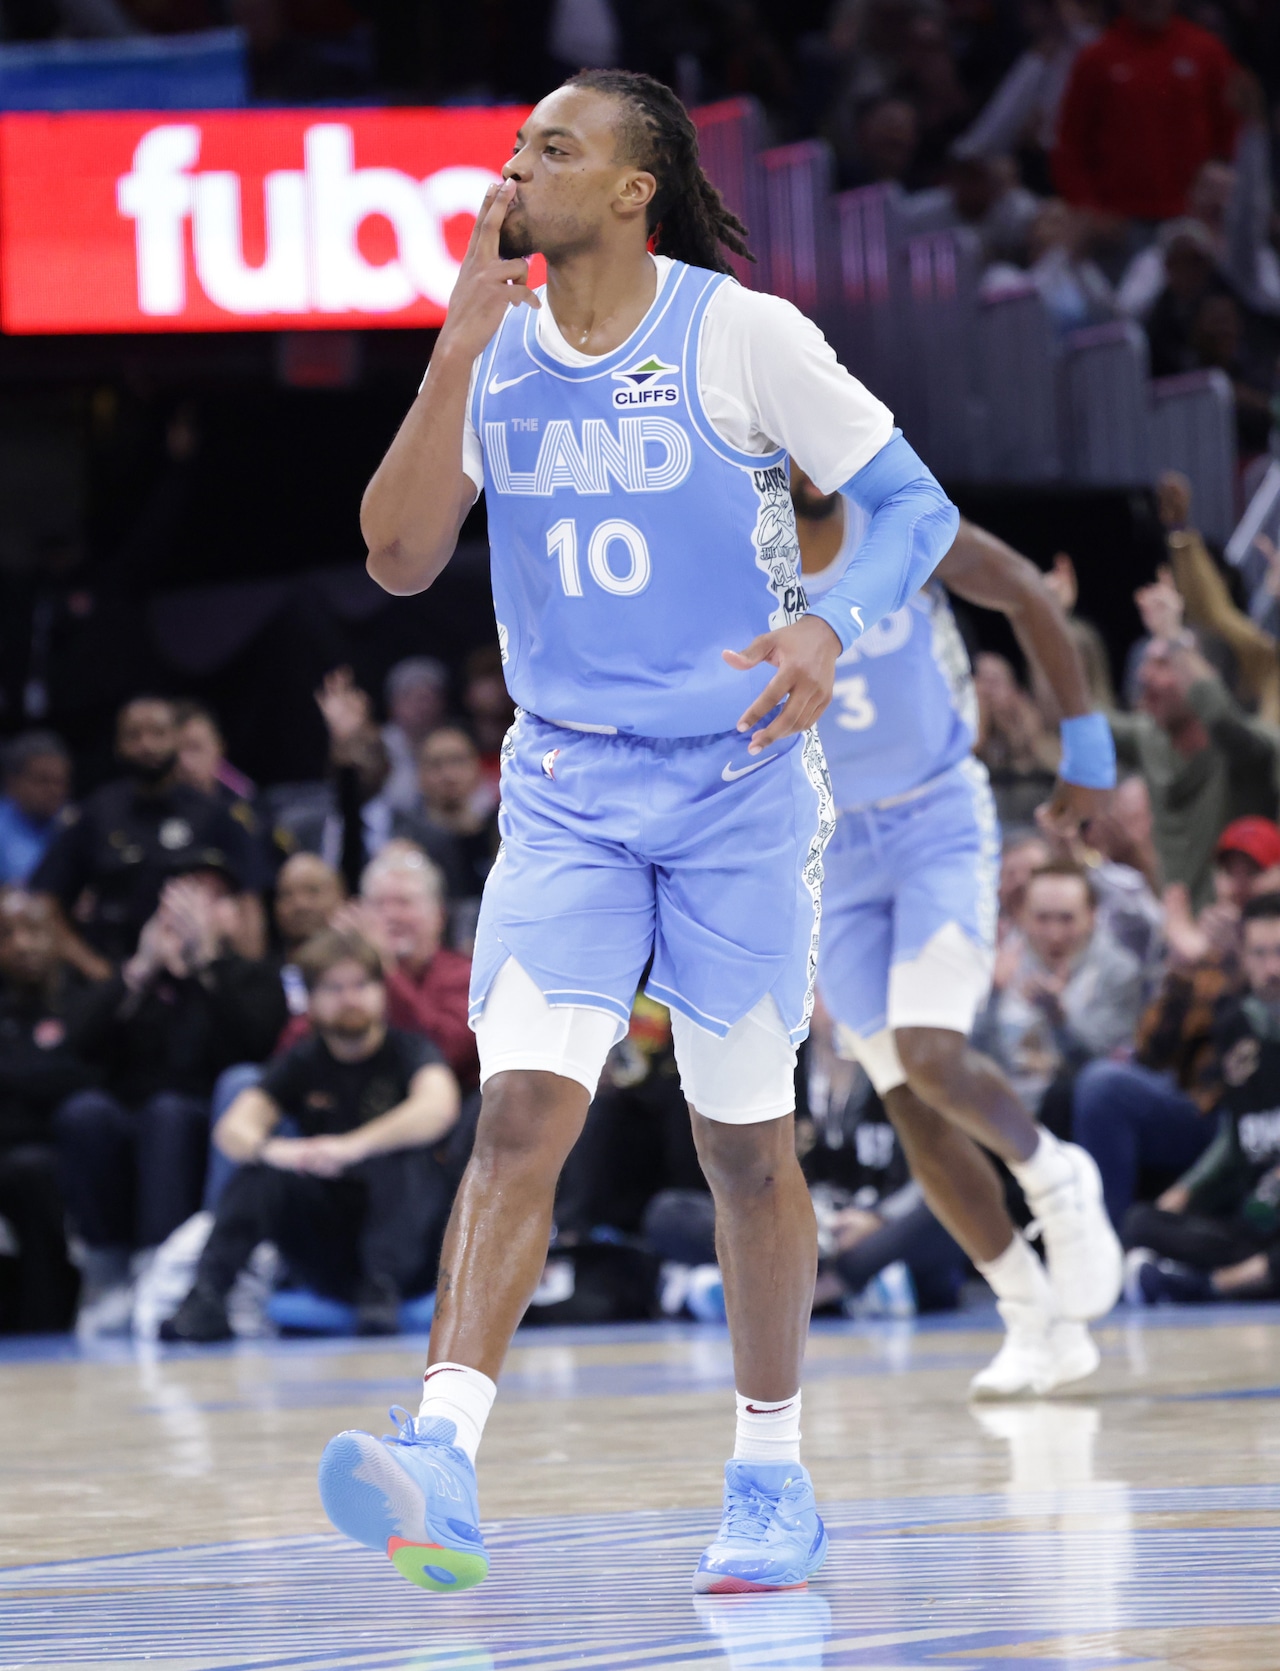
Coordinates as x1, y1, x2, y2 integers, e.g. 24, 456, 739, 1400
0, 106, 534, 334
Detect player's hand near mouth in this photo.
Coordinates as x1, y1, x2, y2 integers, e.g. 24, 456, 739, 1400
360, 181, 533, 598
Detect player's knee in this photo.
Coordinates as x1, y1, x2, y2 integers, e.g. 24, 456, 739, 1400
691, 1110, 798, 1201
470, 1070, 588, 1176
881, 1083, 952, 1155
894, 1025, 965, 1106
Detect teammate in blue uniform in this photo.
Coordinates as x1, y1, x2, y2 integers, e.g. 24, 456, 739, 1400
316, 70, 958, 1595
794, 462, 1124, 1397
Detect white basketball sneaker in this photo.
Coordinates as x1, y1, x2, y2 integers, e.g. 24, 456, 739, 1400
1024, 1142, 1123, 1321
970, 1297, 1101, 1399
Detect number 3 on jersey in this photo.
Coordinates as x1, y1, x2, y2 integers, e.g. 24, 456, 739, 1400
832, 673, 876, 731
547, 518, 652, 598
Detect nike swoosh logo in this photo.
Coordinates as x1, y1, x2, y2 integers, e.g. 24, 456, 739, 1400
849, 605, 865, 634
722, 754, 778, 782
745, 1400, 795, 1414
487, 369, 539, 395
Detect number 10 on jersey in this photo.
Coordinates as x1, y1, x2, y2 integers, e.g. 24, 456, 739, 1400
547, 518, 652, 598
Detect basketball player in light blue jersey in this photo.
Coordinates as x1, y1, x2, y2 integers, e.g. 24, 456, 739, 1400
317, 69, 959, 1597
794, 462, 1124, 1397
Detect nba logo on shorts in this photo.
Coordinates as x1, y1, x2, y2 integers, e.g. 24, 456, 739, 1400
541, 748, 561, 779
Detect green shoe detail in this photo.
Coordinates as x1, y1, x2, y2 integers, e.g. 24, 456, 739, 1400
387, 1536, 489, 1593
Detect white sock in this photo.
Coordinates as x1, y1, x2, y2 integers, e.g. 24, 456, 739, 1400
734, 1390, 802, 1464
1009, 1127, 1074, 1200
977, 1233, 1051, 1307
418, 1362, 497, 1463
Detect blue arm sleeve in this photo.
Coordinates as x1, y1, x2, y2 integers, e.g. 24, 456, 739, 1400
806, 430, 959, 653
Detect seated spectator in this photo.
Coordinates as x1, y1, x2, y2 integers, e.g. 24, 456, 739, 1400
174, 699, 270, 955
53, 854, 287, 1334
160, 929, 459, 1342
341, 845, 478, 1089
1053, 0, 1239, 226
1110, 634, 1280, 909
982, 199, 1117, 335
998, 829, 1051, 930
1156, 472, 1280, 726
381, 657, 450, 815
402, 726, 498, 948
462, 644, 514, 806
1143, 220, 1227, 377
30, 696, 261, 969
973, 861, 1144, 1129
914, 155, 1040, 265
834, 95, 924, 190
0, 732, 73, 887
1090, 773, 1163, 898
0, 890, 92, 1332
1142, 230, 1275, 456
974, 652, 1061, 826
1069, 820, 1280, 1225
1038, 789, 1165, 979
1186, 291, 1275, 457
204, 850, 346, 1207
1125, 892, 1280, 1304
273, 852, 345, 994
1117, 76, 1280, 321
174, 700, 256, 809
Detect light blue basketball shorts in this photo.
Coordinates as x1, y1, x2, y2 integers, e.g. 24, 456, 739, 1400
818, 757, 1000, 1047
469, 712, 835, 1045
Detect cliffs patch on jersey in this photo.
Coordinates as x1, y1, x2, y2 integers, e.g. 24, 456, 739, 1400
611, 355, 680, 409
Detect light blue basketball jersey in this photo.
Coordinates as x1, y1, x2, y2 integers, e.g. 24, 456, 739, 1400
470, 263, 806, 738
808, 507, 976, 806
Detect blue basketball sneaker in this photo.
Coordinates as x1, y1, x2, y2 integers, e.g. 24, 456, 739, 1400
693, 1460, 828, 1594
318, 1409, 489, 1593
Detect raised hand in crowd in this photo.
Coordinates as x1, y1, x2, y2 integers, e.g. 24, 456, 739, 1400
1041, 552, 1079, 616
315, 667, 387, 786
1160, 880, 1240, 969
1134, 566, 1186, 644
1155, 471, 1193, 534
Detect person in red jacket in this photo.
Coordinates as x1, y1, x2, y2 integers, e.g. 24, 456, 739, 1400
1054, 0, 1238, 224
339, 843, 479, 1091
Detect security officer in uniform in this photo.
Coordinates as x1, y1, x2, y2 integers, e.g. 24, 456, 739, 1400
30, 696, 260, 967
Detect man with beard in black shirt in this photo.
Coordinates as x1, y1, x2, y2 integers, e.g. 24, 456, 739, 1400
31, 697, 261, 969
161, 929, 460, 1341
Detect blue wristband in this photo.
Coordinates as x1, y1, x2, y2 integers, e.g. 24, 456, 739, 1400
1059, 712, 1116, 790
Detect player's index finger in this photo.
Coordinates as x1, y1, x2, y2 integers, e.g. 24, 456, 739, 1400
465, 183, 503, 255
476, 180, 515, 256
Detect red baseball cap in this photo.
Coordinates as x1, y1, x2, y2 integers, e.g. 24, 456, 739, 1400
1216, 817, 1280, 871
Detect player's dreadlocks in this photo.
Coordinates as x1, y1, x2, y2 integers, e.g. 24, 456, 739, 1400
565, 68, 755, 274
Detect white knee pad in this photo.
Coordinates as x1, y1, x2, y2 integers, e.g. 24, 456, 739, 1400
838, 1024, 908, 1096
672, 995, 797, 1124
887, 921, 993, 1036
474, 957, 625, 1096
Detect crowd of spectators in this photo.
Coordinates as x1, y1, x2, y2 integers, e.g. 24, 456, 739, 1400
6, 3, 1280, 459
5, 453, 1280, 1337
6, 0, 1280, 1332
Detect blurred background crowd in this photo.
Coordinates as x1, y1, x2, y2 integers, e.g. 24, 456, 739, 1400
4, 0, 1280, 1338
5, 0, 1280, 461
